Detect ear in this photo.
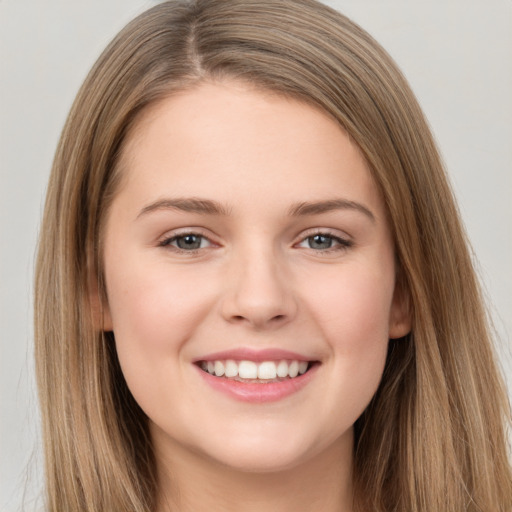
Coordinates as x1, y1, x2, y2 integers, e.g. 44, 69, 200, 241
88, 270, 113, 332
388, 275, 412, 339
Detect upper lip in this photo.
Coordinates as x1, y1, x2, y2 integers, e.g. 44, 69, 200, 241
193, 348, 315, 363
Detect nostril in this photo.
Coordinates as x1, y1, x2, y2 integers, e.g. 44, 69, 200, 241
231, 314, 286, 322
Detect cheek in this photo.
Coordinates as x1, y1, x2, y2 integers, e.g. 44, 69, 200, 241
306, 261, 394, 343
302, 262, 394, 407
107, 256, 213, 332
104, 259, 216, 388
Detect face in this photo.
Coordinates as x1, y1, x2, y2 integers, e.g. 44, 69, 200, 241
101, 81, 410, 473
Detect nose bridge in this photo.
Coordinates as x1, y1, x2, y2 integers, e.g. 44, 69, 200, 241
221, 238, 296, 328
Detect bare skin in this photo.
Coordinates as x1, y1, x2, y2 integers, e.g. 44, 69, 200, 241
101, 80, 410, 511
155, 426, 353, 512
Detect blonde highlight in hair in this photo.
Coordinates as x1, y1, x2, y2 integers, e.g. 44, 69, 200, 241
35, 1, 512, 510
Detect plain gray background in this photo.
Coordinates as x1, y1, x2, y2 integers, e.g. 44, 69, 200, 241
1, 1, 511, 510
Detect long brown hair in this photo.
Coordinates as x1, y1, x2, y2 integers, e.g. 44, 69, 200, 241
35, 1, 512, 510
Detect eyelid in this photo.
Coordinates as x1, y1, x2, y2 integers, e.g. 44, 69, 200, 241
156, 227, 353, 254
296, 227, 352, 241
294, 228, 354, 252
157, 228, 219, 251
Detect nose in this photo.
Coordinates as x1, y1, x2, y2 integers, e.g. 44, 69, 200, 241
220, 246, 298, 330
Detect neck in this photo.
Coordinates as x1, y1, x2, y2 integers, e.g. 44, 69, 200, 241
154, 429, 354, 512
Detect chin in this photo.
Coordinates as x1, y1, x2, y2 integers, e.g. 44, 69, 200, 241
192, 427, 332, 475
206, 445, 310, 474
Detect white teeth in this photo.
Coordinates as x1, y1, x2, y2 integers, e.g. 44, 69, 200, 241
214, 361, 225, 377
238, 360, 258, 379
258, 361, 277, 380
276, 360, 289, 378
202, 359, 310, 380
224, 359, 238, 377
288, 360, 299, 378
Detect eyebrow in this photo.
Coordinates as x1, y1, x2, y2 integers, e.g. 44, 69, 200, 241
137, 197, 375, 222
288, 199, 375, 222
137, 197, 231, 218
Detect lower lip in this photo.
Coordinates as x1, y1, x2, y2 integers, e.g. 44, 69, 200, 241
195, 364, 319, 403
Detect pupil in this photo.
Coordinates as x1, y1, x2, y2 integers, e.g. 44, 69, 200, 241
177, 235, 201, 250
309, 234, 332, 249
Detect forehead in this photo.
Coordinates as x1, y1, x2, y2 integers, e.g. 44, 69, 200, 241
116, 80, 384, 218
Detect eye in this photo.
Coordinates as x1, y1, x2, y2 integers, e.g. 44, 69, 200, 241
296, 232, 352, 252
160, 233, 212, 251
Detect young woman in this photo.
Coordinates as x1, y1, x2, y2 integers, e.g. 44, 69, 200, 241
34, 0, 512, 510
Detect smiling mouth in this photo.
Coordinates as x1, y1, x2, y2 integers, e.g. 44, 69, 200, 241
196, 359, 317, 383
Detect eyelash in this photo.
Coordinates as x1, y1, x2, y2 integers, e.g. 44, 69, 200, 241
158, 231, 212, 254
297, 230, 353, 254
158, 230, 353, 255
